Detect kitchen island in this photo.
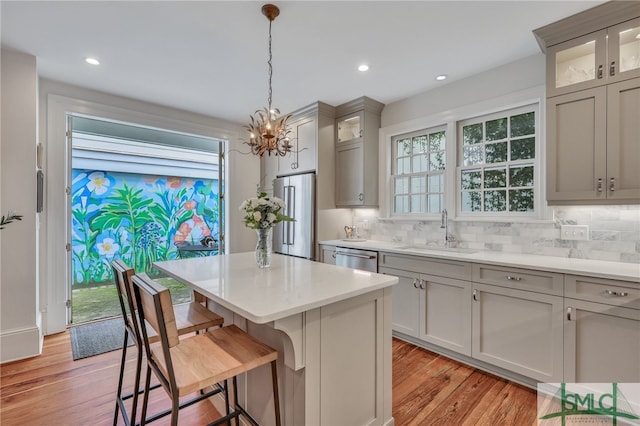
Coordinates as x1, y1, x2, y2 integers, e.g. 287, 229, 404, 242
154, 252, 398, 426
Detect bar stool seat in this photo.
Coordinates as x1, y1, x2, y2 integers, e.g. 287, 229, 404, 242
132, 272, 281, 426
111, 260, 224, 426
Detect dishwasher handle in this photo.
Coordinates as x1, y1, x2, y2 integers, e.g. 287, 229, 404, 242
336, 252, 376, 260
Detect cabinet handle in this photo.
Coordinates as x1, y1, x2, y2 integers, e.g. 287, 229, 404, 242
473, 289, 478, 301
597, 178, 603, 192
597, 65, 603, 79
609, 177, 615, 192
331, 251, 336, 259
419, 279, 425, 290
413, 278, 419, 289
610, 61, 616, 76
358, 193, 364, 202
567, 307, 572, 321
359, 129, 363, 138
605, 289, 628, 297
506, 275, 522, 281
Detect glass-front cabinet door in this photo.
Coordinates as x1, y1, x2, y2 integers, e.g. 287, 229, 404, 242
336, 112, 363, 143
546, 30, 607, 97
547, 17, 640, 97
608, 17, 640, 83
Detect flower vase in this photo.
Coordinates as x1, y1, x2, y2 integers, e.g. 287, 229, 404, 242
255, 227, 273, 268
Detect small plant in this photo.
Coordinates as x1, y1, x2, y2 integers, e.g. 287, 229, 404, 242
0, 210, 23, 230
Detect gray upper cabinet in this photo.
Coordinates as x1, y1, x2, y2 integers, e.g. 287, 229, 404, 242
545, 17, 640, 98
535, 3, 640, 204
260, 101, 336, 194
547, 74, 640, 203
535, 4, 640, 98
278, 115, 316, 176
334, 97, 384, 208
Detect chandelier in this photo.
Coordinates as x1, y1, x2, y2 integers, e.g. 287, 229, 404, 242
244, 4, 292, 157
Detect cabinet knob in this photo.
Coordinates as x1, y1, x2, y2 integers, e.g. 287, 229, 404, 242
473, 289, 478, 301
419, 279, 425, 290
610, 61, 616, 76
597, 65, 603, 79
413, 278, 419, 289
358, 193, 364, 202
567, 307, 572, 321
609, 177, 615, 192
597, 178, 603, 192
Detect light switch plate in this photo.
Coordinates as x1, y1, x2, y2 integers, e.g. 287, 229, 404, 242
560, 225, 589, 241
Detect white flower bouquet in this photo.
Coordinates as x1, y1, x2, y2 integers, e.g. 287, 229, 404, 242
240, 190, 293, 229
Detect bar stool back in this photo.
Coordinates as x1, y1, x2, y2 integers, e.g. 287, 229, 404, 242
132, 273, 281, 426
111, 260, 224, 426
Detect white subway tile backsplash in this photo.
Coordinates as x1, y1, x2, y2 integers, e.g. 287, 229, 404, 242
372, 205, 640, 264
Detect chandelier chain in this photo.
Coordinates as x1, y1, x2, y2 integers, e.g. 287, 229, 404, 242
267, 19, 273, 111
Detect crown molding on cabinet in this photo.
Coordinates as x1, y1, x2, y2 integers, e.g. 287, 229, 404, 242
533, 1, 640, 52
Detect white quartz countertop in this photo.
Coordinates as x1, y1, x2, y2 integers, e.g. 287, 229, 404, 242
154, 252, 398, 324
321, 239, 640, 283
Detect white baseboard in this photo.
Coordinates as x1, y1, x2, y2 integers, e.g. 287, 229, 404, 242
0, 325, 42, 363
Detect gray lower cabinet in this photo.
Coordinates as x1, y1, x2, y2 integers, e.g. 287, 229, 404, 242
564, 275, 640, 383
471, 263, 564, 382
471, 282, 564, 382
379, 267, 472, 356
379, 253, 473, 357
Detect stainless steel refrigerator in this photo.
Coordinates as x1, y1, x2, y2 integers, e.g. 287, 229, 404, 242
273, 173, 315, 259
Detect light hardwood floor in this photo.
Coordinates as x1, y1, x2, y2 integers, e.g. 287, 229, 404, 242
0, 331, 536, 425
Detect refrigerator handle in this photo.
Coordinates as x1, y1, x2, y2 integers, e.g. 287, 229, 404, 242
289, 185, 295, 245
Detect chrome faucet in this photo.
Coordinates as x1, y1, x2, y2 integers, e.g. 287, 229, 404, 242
440, 209, 455, 248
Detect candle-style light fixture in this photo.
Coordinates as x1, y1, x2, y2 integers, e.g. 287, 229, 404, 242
244, 4, 292, 157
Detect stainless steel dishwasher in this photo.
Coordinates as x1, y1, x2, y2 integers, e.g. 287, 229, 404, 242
334, 247, 378, 272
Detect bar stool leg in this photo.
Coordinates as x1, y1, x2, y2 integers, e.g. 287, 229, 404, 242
139, 366, 152, 426
271, 360, 281, 426
113, 330, 129, 426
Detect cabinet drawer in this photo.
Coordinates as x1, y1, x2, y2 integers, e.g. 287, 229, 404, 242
565, 275, 640, 310
379, 252, 471, 280
472, 264, 563, 296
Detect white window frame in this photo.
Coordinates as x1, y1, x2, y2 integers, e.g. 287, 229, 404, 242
457, 103, 540, 218
378, 86, 548, 222
391, 125, 447, 216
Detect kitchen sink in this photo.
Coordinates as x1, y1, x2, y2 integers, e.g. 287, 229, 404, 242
393, 245, 477, 254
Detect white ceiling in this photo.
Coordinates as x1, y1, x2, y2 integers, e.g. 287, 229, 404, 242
1, 1, 603, 124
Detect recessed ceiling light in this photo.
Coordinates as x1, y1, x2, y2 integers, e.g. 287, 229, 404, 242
358, 64, 369, 72
436, 75, 447, 81
85, 57, 100, 65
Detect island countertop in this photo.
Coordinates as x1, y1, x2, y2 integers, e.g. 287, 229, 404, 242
154, 252, 398, 324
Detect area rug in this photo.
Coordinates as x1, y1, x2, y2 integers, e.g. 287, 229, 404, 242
70, 317, 132, 360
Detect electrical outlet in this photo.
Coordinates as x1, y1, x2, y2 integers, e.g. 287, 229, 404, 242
560, 225, 589, 241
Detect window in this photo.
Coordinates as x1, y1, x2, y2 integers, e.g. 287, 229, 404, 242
392, 127, 446, 214
458, 105, 537, 214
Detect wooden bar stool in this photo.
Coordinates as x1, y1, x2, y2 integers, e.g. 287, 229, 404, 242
111, 260, 224, 426
131, 272, 281, 426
